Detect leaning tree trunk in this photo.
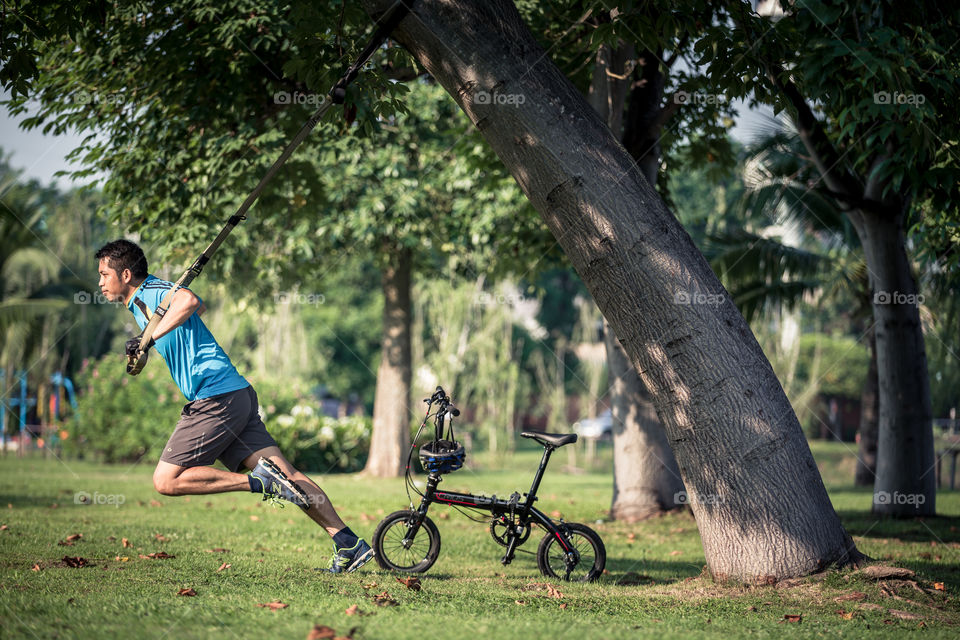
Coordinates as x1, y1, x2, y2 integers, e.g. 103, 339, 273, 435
849, 207, 935, 516
364, 246, 413, 477
606, 319, 685, 520
589, 41, 684, 519
855, 327, 879, 486
364, 0, 863, 581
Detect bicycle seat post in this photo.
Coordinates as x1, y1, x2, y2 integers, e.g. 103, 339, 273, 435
524, 444, 555, 509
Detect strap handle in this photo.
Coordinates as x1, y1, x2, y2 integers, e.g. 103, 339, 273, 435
127, 0, 414, 374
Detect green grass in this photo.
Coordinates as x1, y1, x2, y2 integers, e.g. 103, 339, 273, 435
1, 441, 959, 639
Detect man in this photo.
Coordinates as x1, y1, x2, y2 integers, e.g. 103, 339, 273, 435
95, 239, 373, 573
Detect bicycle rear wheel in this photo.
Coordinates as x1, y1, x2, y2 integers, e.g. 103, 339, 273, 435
537, 522, 605, 582
372, 510, 441, 573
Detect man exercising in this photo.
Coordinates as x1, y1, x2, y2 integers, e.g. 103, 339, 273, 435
95, 239, 373, 573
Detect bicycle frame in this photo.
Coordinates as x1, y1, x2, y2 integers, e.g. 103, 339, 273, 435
404, 444, 576, 566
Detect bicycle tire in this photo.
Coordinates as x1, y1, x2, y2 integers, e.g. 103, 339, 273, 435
372, 510, 442, 573
536, 522, 605, 582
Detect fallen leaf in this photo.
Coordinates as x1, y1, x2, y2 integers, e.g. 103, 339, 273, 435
57, 540, 75, 546
307, 626, 336, 640
122, 538, 132, 548
545, 584, 563, 599
550, 510, 562, 518
216, 562, 231, 572
66, 533, 82, 542
0, 524, 8, 531
61, 556, 90, 568
361, 582, 378, 590
515, 600, 526, 605
372, 591, 397, 607
559, 603, 568, 609
934, 582, 945, 591
438, 512, 450, 520
626, 533, 636, 540
31, 563, 41, 571
155, 534, 168, 542
396, 576, 422, 591
149, 499, 163, 507
781, 614, 802, 623
836, 610, 855, 620
250, 515, 260, 522
205, 548, 229, 553
344, 604, 363, 616
177, 588, 197, 596
669, 550, 682, 556
140, 552, 175, 559
257, 600, 288, 610
115, 556, 129, 562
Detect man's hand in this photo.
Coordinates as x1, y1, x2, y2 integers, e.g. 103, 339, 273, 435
126, 334, 155, 357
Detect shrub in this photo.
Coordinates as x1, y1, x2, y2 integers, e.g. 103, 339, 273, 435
264, 404, 371, 473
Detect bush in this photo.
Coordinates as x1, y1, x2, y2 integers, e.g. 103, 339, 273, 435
67, 355, 184, 463
265, 404, 371, 473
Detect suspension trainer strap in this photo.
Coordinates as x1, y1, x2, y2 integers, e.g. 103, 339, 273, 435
127, 0, 414, 374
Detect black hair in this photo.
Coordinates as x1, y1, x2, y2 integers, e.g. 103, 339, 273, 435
95, 239, 148, 280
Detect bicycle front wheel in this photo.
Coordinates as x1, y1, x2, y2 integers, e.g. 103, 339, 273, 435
537, 522, 605, 582
372, 510, 441, 573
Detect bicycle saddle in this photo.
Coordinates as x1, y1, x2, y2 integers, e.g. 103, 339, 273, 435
520, 431, 578, 448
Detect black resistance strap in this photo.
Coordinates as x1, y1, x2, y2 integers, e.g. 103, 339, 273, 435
127, 0, 414, 375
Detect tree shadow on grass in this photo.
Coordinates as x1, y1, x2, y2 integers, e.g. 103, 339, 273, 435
837, 509, 960, 543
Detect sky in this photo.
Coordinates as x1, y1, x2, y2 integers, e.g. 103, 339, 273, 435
1, 87, 776, 191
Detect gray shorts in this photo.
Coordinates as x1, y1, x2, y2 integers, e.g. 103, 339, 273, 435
159, 386, 277, 472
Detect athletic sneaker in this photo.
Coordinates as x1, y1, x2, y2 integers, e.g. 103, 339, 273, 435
328, 539, 374, 573
249, 457, 310, 509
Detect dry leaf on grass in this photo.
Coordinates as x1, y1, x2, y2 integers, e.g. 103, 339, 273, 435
781, 614, 802, 623
60, 556, 91, 568
31, 563, 41, 571
139, 552, 176, 559
177, 588, 197, 596
155, 534, 168, 542
515, 600, 526, 605
205, 548, 229, 553
835, 610, 855, 620
0, 524, 8, 531
122, 538, 132, 548
257, 600, 288, 610
371, 591, 397, 607
396, 576, 422, 591
66, 533, 82, 542
216, 562, 231, 572
307, 626, 336, 640
933, 582, 945, 591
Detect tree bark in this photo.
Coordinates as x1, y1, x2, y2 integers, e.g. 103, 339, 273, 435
606, 319, 685, 520
589, 41, 684, 519
855, 327, 878, 487
364, 245, 413, 477
848, 207, 935, 515
366, 0, 863, 580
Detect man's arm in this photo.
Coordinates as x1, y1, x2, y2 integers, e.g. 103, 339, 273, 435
150, 289, 202, 340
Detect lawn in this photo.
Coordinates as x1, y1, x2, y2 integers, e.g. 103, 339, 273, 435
1, 441, 958, 639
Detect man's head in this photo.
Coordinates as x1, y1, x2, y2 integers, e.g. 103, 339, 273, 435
95, 239, 148, 303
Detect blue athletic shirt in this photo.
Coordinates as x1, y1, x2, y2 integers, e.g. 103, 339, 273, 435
126, 275, 248, 402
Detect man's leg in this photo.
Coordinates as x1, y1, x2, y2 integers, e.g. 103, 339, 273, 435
241, 446, 347, 537
153, 460, 249, 495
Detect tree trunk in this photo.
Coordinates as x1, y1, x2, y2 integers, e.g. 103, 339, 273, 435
364, 246, 413, 477
367, 0, 863, 580
589, 41, 684, 519
849, 208, 935, 515
606, 319, 685, 520
855, 327, 878, 486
